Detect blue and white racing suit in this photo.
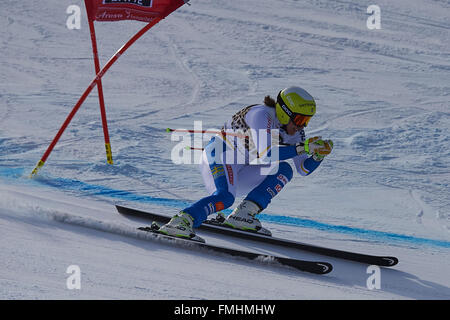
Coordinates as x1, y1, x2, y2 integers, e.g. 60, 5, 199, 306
182, 104, 322, 227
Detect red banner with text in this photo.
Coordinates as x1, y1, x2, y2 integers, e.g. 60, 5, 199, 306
85, 0, 186, 22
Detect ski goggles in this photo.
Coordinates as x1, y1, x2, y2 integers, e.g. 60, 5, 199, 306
292, 113, 312, 127
279, 102, 312, 127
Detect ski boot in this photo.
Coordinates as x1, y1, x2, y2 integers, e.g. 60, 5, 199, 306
224, 200, 265, 233
158, 211, 203, 241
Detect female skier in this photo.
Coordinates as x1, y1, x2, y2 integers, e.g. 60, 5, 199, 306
158, 86, 333, 240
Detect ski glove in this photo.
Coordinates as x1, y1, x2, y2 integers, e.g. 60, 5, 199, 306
296, 136, 333, 161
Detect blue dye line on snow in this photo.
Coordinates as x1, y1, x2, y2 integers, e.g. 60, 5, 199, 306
258, 214, 450, 248
1, 166, 449, 248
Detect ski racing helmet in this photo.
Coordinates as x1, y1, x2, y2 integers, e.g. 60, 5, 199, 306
275, 86, 316, 127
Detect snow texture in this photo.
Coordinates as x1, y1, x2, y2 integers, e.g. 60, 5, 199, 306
0, 0, 449, 299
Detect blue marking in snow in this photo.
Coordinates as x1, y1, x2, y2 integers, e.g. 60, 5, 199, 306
1, 166, 449, 248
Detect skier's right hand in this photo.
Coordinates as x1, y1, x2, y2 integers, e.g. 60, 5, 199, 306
296, 136, 333, 160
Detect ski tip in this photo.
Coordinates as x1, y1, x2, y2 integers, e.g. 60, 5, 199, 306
381, 256, 399, 267
317, 262, 333, 274
282, 258, 333, 275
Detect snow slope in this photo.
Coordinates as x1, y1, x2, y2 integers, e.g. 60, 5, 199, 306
0, 0, 449, 299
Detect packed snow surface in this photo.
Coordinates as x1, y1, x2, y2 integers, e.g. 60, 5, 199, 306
0, 0, 449, 299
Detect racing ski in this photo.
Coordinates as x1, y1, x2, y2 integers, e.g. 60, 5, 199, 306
116, 205, 398, 267
136, 221, 333, 275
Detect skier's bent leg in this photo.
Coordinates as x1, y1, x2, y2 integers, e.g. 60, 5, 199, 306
158, 190, 234, 238
225, 161, 293, 231
245, 161, 293, 210
158, 139, 235, 237
183, 190, 235, 227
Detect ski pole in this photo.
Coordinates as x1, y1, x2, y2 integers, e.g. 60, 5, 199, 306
166, 128, 249, 139
184, 146, 204, 151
